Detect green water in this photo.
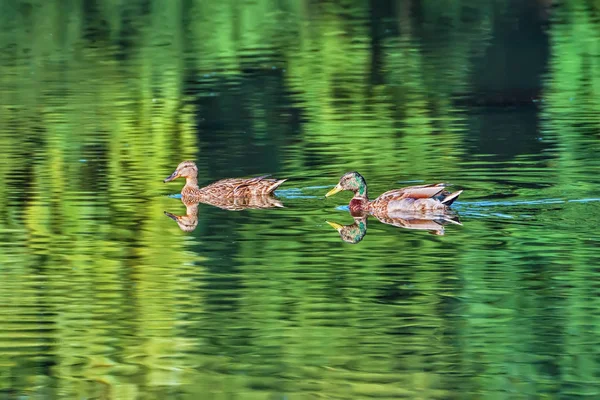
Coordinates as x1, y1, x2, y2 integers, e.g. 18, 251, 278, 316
1, 1, 600, 399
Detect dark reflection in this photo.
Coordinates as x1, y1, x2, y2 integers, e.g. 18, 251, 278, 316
2, 0, 600, 398
164, 195, 284, 232
374, 209, 462, 235
327, 210, 462, 243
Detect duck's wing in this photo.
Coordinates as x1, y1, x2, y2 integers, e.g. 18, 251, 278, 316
234, 175, 287, 196
235, 175, 271, 187
400, 183, 448, 199
200, 175, 286, 198
377, 183, 447, 201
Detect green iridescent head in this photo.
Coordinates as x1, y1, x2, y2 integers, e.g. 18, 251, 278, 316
325, 171, 368, 198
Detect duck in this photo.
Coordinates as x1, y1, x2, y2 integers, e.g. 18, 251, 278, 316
164, 161, 287, 202
325, 171, 463, 214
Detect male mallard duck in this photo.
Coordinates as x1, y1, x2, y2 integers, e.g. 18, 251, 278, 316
325, 171, 463, 214
164, 161, 287, 201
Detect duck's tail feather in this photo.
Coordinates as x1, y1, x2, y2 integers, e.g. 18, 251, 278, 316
266, 179, 287, 194
441, 190, 463, 206
441, 215, 462, 225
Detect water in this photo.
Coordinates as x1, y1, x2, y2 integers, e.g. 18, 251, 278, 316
1, 1, 600, 398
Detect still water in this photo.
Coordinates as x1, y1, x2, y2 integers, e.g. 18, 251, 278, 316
1, 1, 600, 399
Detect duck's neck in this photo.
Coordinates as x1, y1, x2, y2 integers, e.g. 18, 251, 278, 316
354, 175, 368, 200
349, 178, 369, 212
349, 177, 369, 208
349, 197, 369, 213
182, 176, 202, 198
184, 176, 199, 189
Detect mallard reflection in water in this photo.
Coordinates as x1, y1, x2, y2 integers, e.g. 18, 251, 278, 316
327, 211, 462, 244
326, 215, 369, 244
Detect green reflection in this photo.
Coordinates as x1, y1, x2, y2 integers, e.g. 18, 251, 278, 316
0, 0, 599, 399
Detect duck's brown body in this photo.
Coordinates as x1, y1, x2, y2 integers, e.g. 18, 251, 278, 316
182, 175, 287, 202
349, 183, 462, 214
326, 172, 463, 215
164, 161, 287, 205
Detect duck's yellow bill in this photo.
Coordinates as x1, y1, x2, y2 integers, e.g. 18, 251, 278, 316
326, 221, 343, 231
325, 184, 342, 197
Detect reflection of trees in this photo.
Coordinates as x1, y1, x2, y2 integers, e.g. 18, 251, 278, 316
541, 0, 600, 194
0, 0, 598, 398
0, 2, 201, 397
535, 4, 600, 396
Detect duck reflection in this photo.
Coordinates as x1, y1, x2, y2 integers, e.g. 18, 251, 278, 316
164, 195, 284, 232
326, 215, 369, 244
327, 210, 462, 244
165, 203, 200, 232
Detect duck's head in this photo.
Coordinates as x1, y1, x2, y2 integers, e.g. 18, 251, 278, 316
326, 218, 367, 244
164, 160, 198, 183
325, 171, 367, 197
164, 210, 198, 232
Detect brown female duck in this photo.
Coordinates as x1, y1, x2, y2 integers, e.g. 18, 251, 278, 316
325, 172, 463, 214
164, 161, 287, 201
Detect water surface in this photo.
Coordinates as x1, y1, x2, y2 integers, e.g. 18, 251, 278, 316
1, 1, 600, 399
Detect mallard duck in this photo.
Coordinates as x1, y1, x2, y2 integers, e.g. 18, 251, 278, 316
325, 172, 463, 214
164, 161, 287, 201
